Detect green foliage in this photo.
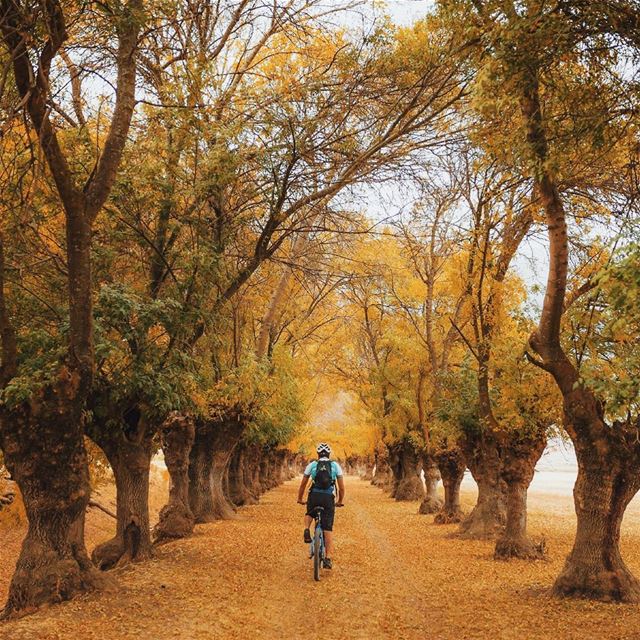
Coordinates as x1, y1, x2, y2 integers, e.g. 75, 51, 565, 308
578, 244, 640, 418
208, 349, 306, 448
434, 361, 480, 440
0, 330, 65, 408
94, 283, 199, 418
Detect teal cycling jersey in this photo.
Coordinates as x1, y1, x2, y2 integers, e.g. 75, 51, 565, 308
304, 458, 343, 494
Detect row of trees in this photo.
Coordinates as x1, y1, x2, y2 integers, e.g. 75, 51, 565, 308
336, 0, 640, 603
1, 0, 639, 619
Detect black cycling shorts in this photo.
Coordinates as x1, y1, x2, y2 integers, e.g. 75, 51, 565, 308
306, 491, 336, 531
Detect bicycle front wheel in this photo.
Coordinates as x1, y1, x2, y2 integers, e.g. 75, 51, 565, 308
313, 527, 322, 582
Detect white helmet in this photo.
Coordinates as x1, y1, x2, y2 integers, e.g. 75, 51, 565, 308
316, 442, 331, 457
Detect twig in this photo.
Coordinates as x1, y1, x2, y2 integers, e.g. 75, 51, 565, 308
88, 499, 117, 519
449, 318, 480, 362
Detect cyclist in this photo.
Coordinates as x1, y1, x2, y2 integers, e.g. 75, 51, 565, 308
297, 442, 345, 569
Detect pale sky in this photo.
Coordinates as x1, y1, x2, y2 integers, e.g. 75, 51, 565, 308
384, 0, 433, 24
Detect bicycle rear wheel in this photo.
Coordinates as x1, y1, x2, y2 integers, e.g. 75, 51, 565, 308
313, 527, 322, 581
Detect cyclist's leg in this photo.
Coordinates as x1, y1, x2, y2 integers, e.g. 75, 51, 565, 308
304, 493, 320, 542
320, 494, 336, 559
305, 492, 316, 526
324, 531, 334, 557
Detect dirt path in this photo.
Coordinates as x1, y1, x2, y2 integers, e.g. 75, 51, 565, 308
3, 477, 640, 639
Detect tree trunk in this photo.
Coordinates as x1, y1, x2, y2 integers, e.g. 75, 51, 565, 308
227, 445, 258, 507
285, 452, 297, 480
552, 395, 640, 601
273, 449, 288, 486
188, 419, 216, 523
434, 448, 466, 524
188, 413, 245, 522
0, 387, 103, 618
390, 439, 425, 501
518, 60, 640, 601
554, 464, 640, 601
90, 408, 154, 570
259, 453, 273, 492
371, 450, 393, 490
210, 418, 244, 519
154, 413, 196, 543
418, 452, 443, 514
494, 431, 547, 560
459, 431, 505, 538
246, 445, 264, 501
362, 455, 374, 481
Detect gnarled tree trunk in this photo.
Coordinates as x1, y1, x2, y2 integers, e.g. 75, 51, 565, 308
0, 381, 103, 618
246, 445, 264, 501
188, 419, 216, 522
361, 455, 374, 481
418, 452, 443, 514
227, 444, 258, 507
434, 448, 465, 524
154, 413, 196, 543
459, 431, 505, 538
494, 431, 547, 560
259, 452, 276, 492
188, 412, 245, 522
552, 392, 640, 601
371, 449, 393, 491
210, 417, 244, 519
389, 439, 425, 501
89, 407, 154, 570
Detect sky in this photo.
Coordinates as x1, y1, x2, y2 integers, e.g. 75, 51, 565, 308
384, 0, 433, 24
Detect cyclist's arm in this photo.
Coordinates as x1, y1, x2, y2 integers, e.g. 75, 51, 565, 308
297, 475, 310, 503
336, 476, 345, 505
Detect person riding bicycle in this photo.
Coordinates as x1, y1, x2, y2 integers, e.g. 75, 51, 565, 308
297, 442, 345, 570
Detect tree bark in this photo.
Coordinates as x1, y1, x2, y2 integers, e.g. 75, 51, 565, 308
361, 455, 374, 481
494, 431, 547, 560
210, 418, 244, 519
418, 452, 443, 514
154, 413, 196, 543
259, 452, 278, 492
89, 407, 154, 570
458, 431, 505, 538
434, 448, 466, 524
389, 439, 425, 502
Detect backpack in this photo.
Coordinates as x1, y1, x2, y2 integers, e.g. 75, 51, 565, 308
313, 459, 333, 491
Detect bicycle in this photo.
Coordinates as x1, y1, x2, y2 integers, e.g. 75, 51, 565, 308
309, 506, 326, 581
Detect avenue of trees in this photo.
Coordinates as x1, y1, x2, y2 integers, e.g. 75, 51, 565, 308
1, 0, 640, 619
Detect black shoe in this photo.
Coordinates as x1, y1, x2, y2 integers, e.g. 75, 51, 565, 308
304, 528, 312, 543
323, 557, 333, 569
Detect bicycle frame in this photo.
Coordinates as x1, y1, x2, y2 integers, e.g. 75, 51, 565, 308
309, 506, 325, 581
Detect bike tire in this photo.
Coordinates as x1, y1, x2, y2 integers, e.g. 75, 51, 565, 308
313, 527, 322, 582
